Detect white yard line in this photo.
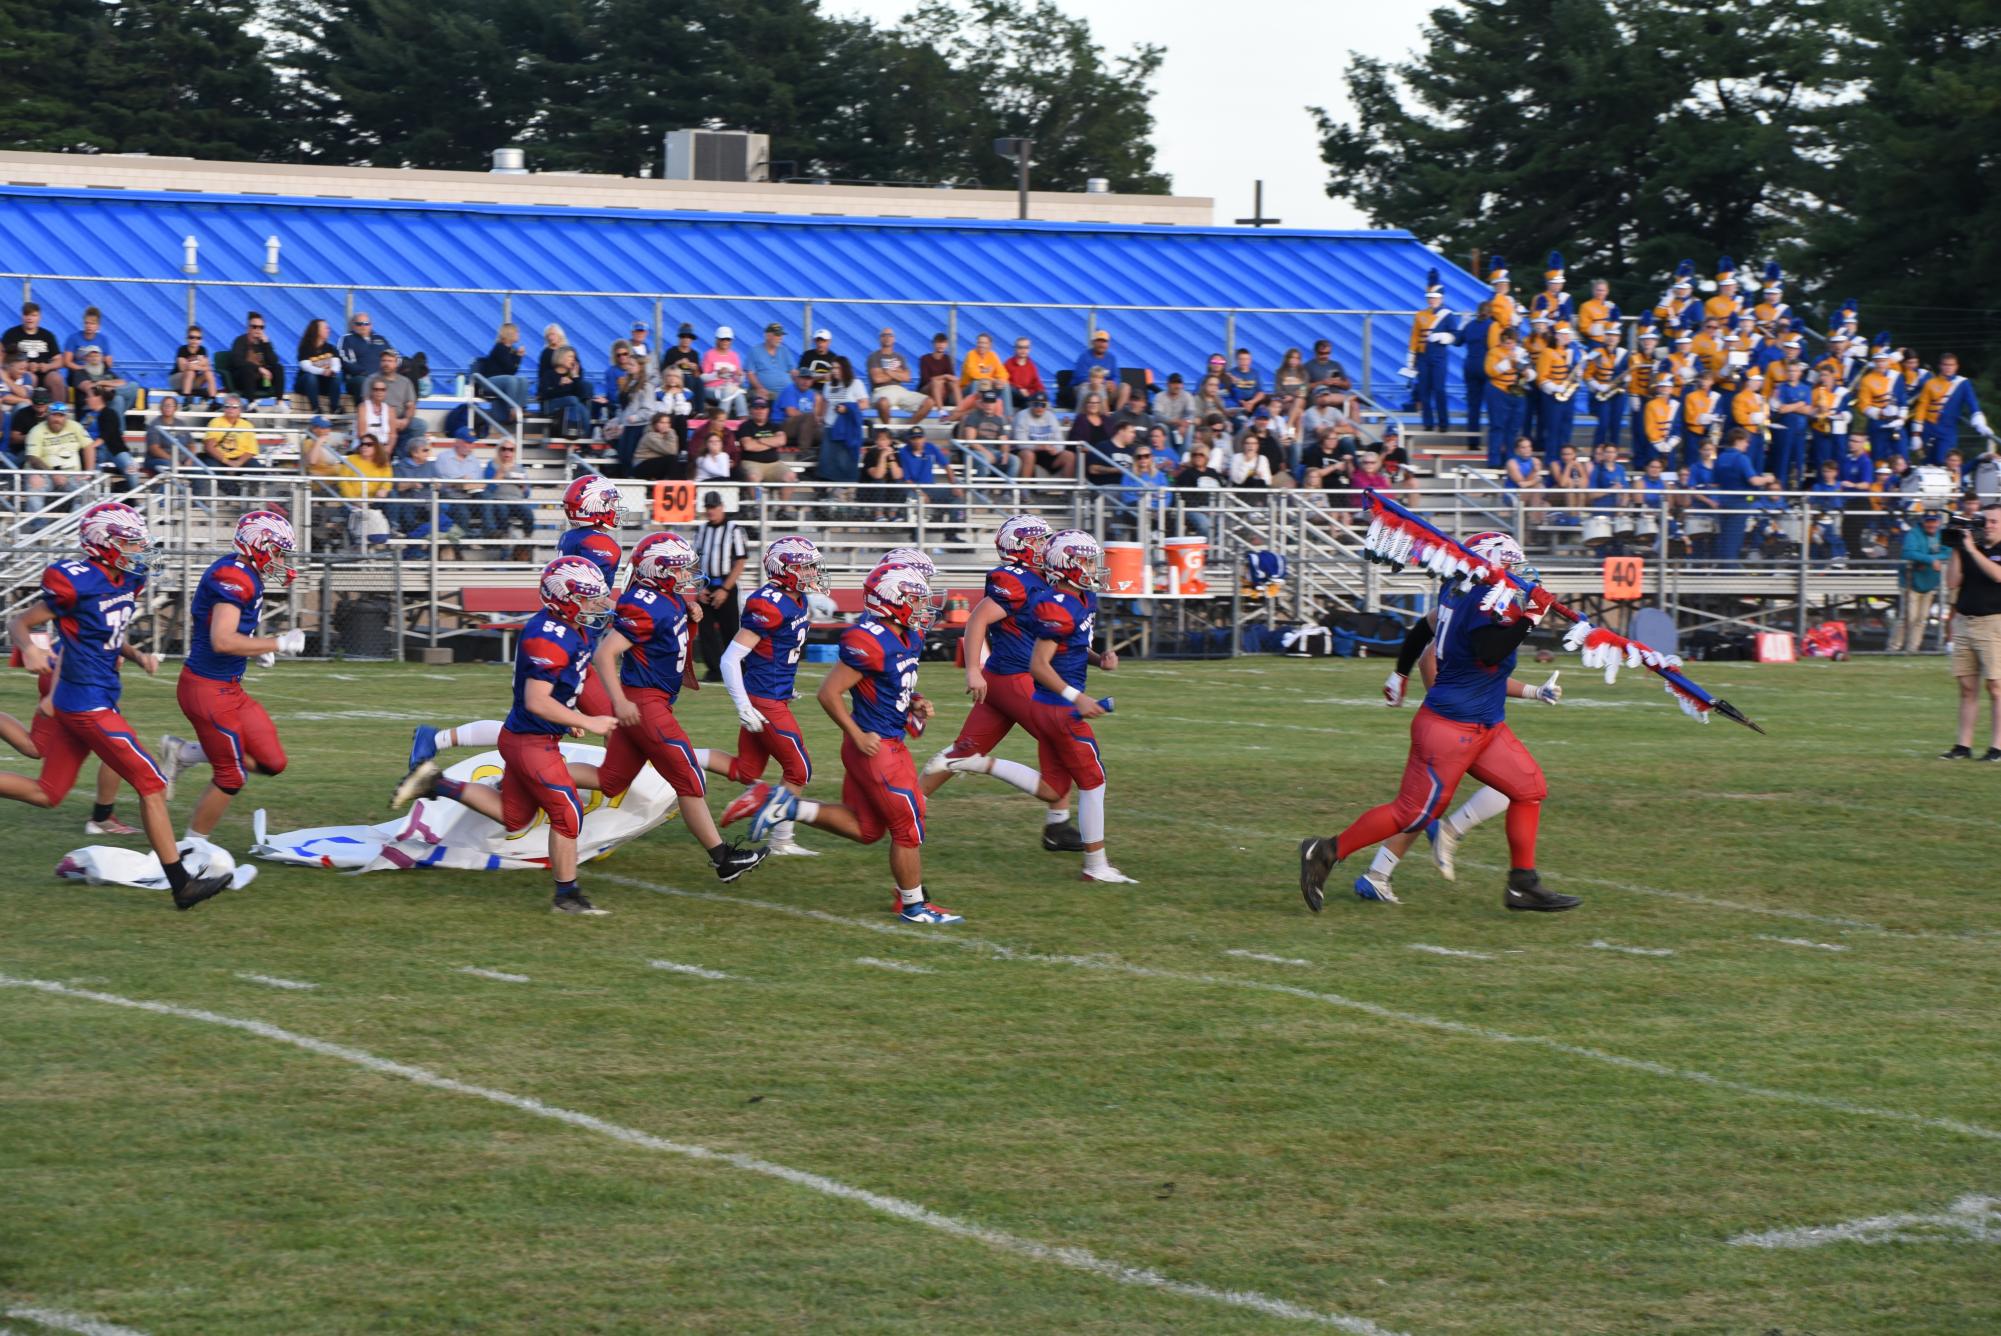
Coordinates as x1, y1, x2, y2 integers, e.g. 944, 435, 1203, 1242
647, 960, 733, 981
3, 1309, 151, 1336
0, 975, 1401, 1336
854, 957, 935, 975
1755, 936, 1850, 953
1729, 1194, 2000, 1249
234, 972, 319, 991
1587, 941, 1675, 958
1223, 950, 1311, 966
1407, 944, 1496, 961
600, 875, 2001, 1147
457, 966, 530, 983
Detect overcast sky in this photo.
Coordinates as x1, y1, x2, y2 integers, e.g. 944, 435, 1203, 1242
831, 0, 1432, 230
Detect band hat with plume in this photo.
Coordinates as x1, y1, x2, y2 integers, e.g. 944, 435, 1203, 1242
1544, 249, 1566, 284
1424, 266, 1445, 297
1871, 330, 1896, 360
1761, 260, 1784, 295
1672, 259, 1695, 290
1487, 253, 1510, 285
1715, 254, 1738, 284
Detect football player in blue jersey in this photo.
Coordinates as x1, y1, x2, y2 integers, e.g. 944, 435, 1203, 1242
2, 503, 233, 908
711, 536, 823, 854
159, 510, 307, 842
749, 564, 963, 924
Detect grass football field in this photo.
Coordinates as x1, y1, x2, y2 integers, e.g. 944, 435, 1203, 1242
2, 654, 1996, 1335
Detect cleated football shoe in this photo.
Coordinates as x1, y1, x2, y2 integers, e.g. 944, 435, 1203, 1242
390, 759, 441, 811
766, 838, 820, 856
172, 870, 232, 911
748, 786, 799, 843
159, 733, 194, 800
1353, 870, 1401, 904
712, 843, 769, 883
1080, 865, 1139, 884
897, 901, 963, 925
720, 782, 772, 828
1504, 867, 1581, 913
1426, 818, 1460, 882
1980, 748, 2001, 763
920, 747, 956, 778
1041, 821, 1086, 852
408, 724, 439, 771
84, 815, 142, 837
941, 752, 991, 775
1939, 744, 1973, 760
1298, 837, 1338, 914
552, 890, 610, 915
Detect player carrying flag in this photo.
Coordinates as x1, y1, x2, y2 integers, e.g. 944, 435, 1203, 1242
405, 473, 628, 769
1300, 530, 1579, 914
748, 563, 961, 923
710, 536, 823, 855
159, 510, 307, 840
1, 503, 233, 908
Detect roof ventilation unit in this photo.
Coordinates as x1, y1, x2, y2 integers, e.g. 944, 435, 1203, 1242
662, 130, 770, 183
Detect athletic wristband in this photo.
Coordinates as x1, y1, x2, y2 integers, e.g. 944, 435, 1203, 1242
1060, 685, 1082, 703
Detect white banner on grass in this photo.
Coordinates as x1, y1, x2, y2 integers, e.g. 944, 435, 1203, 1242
56, 837, 259, 893
250, 743, 681, 874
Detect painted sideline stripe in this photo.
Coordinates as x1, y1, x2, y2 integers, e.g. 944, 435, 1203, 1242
1729, 1194, 2000, 1249
1224, 950, 1311, 967
1756, 936, 1849, 953
602, 875, 2001, 1147
1587, 941, 1675, 958
0, 975, 1401, 1336
855, 957, 935, 975
4, 1308, 150, 1336
648, 960, 733, 981
235, 972, 320, 991
458, 967, 530, 983
1408, 944, 1495, 961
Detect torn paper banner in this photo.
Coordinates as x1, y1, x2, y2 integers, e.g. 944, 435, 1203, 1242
250, 743, 680, 873
56, 837, 259, 893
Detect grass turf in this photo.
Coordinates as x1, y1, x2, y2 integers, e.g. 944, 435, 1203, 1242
1, 654, 1996, 1335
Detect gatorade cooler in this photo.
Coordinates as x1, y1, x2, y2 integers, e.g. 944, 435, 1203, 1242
1102, 541, 1148, 594
1163, 535, 1209, 595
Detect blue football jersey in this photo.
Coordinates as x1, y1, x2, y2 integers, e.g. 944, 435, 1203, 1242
504, 614, 598, 735
41, 559, 145, 713
1425, 582, 1514, 726
739, 582, 809, 700
185, 555, 264, 682
981, 561, 1049, 677
1022, 588, 1096, 706
557, 526, 622, 585
613, 584, 691, 699
838, 616, 921, 738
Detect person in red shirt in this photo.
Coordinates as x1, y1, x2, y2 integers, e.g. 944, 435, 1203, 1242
916, 333, 959, 412
1003, 336, 1045, 412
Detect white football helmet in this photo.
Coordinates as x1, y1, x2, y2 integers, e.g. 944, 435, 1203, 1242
233, 509, 297, 582
1465, 530, 1526, 571
539, 555, 613, 629
80, 501, 153, 575
864, 563, 940, 634
762, 535, 827, 595
876, 546, 936, 578
629, 531, 699, 593
994, 514, 1052, 567
1042, 529, 1105, 591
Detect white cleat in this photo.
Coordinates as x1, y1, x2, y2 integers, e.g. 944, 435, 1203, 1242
390, 759, 441, 811
1080, 865, 1139, 884
920, 747, 956, 778
941, 752, 992, 775
1427, 818, 1460, 882
159, 733, 193, 800
1352, 869, 1402, 904
766, 839, 821, 857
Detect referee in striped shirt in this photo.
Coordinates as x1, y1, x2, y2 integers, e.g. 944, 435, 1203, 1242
694, 491, 750, 681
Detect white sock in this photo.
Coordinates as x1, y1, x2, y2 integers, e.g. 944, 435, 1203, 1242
444, 720, 503, 750
1447, 785, 1509, 836
1044, 807, 1070, 825
1369, 846, 1401, 876
773, 819, 797, 843
693, 748, 712, 769
981, 757, 1045, 797
176, 738, 207, 766
792, 802, 819, 824
898, 884, 924, 907
1079, 785, 1106, 845
1083, 849, 1111, 874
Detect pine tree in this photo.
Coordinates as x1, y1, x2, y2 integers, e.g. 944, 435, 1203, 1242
87, 0, 294, 161
0, 0, 105, 152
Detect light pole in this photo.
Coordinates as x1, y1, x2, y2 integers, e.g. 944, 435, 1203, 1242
993, 137, 1033, 220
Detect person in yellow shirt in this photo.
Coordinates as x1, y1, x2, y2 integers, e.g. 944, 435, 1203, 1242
1681, 372, 1722, 454
1530, 251, 1574, 327
1703, 256, 1743, 326
1535, 323, 1583, 460
1855, 336, 1902, 459
1639, 372, 1679, 469
1584, 330, 1627, 447
1752, 262, 1789, 329
1654, 259, 1696, 334
1690, 318, 1728, 381
1482, 326, 1531, 467
1485, 254, 1518, 344
1577, 278, 1619, 341
1807, 364, 1848, 475
337, 433, 395, 501
200, 397, 261, 469
957, 331, 1007, 398
1731, 366, 1771, 471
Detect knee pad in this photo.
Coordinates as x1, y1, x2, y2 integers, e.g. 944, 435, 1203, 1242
254, 758, 287, 777
214, 782, 243, 796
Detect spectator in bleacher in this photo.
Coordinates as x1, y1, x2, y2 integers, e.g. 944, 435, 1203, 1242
172, 325, 222, 405
622, 320, 657, 378
898, 426, 961, 532
23, 400, 94, 498
1068, 393, 1112, 454
1070, 329, 1129, 411
355, 379, 401, 464
341, 313, 390, 404
609, 347, 662, 473
1194, 374, 1233, 426
1152, 373, 1196, 446
862, 427, 904, 514
1109, 382, 1160, 440
483, 440, 536, 548
866, 327, 933, 423
736, 397, 798, 488
338, 433, 394, 501
745, 322, 791, 401
3, 354, 39, 456
1547, 443, 1590, 519
77, 385, 137, 488
1002, 336, 1044, 412
702, 327, 748, 416
60, 307, 135, 423
1503, 435, 1542, 516
536, 323, 573, 386
1298, 427, 1348, 490
1301, 386, 1354, 446
434, 428, 490, 539
797, 328, 838, 387
1714, 427, 1776, 564
774, 366, 824, 457
1303, 340, 1349, 394
1227, 430, 1274, 489
142, 396, 194, 474
1273, 347, 1310, 401
300, 414, 347, 483
538, 346, 591, 441
294, 318, 344, 416
1174, 442, 1224, 536
366, 350, 423, 455
657, 367, 697, 447
1241, 419, 1294, 488
1085, 418, 1138, 490
1807, 460, 1848, 564
1345, 449, 1394, 511
473, 322, 530, 424
386, 437, 460, 545
1223, 348, 1268, 418
631, 411, 683, 480
1381, 444, 1422, 507
692, 420, 744, 484
820, 355, 868, 475
1012, 393, 1075, 479
1145, 423, 1180, 472
1114, 442, 1170, 535
592, 338, 630, 427
228, 311, 286, 405
68, 344, 132, 432
917, 332, 958, 411
1587, 441, 1630, 513
201, 396, 261, 470
958, 331, 1007, 402
955, 389, 1019, 485
2, 302, 64, 397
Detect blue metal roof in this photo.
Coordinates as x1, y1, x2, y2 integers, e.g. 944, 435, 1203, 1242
0, 186, 1483, 403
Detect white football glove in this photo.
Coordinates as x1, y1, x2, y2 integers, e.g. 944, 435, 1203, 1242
256, 652, 276, 669
276, 629, 306, 656
1535, 670, 1563, 705
735, 702, 770, 733
1383, 670, 1408, 707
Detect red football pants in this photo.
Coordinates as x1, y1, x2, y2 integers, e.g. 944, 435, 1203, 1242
945, 670, 1066, 786
35, 708, 168, 803
728, 696, 813, 789
596, 688, 707, 799
498, 729, 585, 838
177, 669, 287, 790
1336, 705, 1547, 868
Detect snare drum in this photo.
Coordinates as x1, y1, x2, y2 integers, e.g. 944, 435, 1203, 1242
1582, 513, 1614, 547
1683, 511, 1716, 536
1632, 511, 1661, 539
1612, 509, 1638, 538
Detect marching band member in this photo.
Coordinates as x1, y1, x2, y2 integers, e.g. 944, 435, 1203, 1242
1690, 317, 1728, 382
1522, 311, 1553, 445
1724, 311, 1763, 388
1682, 369, 1722, 456
1703, 255, 1745, 326
1638, 372, 1680, 471
1808, 362, 1849, 475
1530, 251, 1574, 328
1856, 333, 1903, 459
1584, 328, 1628, 447
1816, 332, 1858, 388
1753, 262, 1789, 329
1913, 352, 1995, 465
1535, 322, 1584, 461
1893, 348, 1930, 457
1483, 326, 1532, 468
1461, 299, 1494, 435
1653, 259, 1699, 333
1408, 268, 1461, 432
1769, 358, 1813, 488
1731, 365, 1772, 473
1577, 278, 1620, 343
1626, 325, 1662, 459
1761, 318, 1803, 374
1485, 254, 1519, 344
1665, 329, 1699, 386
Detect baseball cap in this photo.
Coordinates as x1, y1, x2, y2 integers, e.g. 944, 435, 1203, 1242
703, 490, 724, 508
979, 389, 999, 402
453, 426, 478, 443
748, 395, 770, 408
764, 322, 784, 335
903, 427, 926, 441
1029, 393, 1048, 406
631, 320, 648, 332
1091, 329, 1110, 341
309, 415, 332, 429
715, 325, 734, 340
677, 323, 696, 337
1167, 373, 1184, 384
813, 328, 831, 341
45, 400, 68, 415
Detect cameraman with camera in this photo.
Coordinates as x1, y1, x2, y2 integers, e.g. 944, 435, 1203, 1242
1941, 501, 2001, 760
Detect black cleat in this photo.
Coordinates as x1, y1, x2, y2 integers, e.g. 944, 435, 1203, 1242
172, 871, 232, 911
1940, 744, 1973, 760
1980, 748, 2001, 763
1299, 837, 1338, 914
552, 890, 610, 916
712, 842, 769, 883
1042, 821, 1086, 852
1504, 867, 1580, 913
